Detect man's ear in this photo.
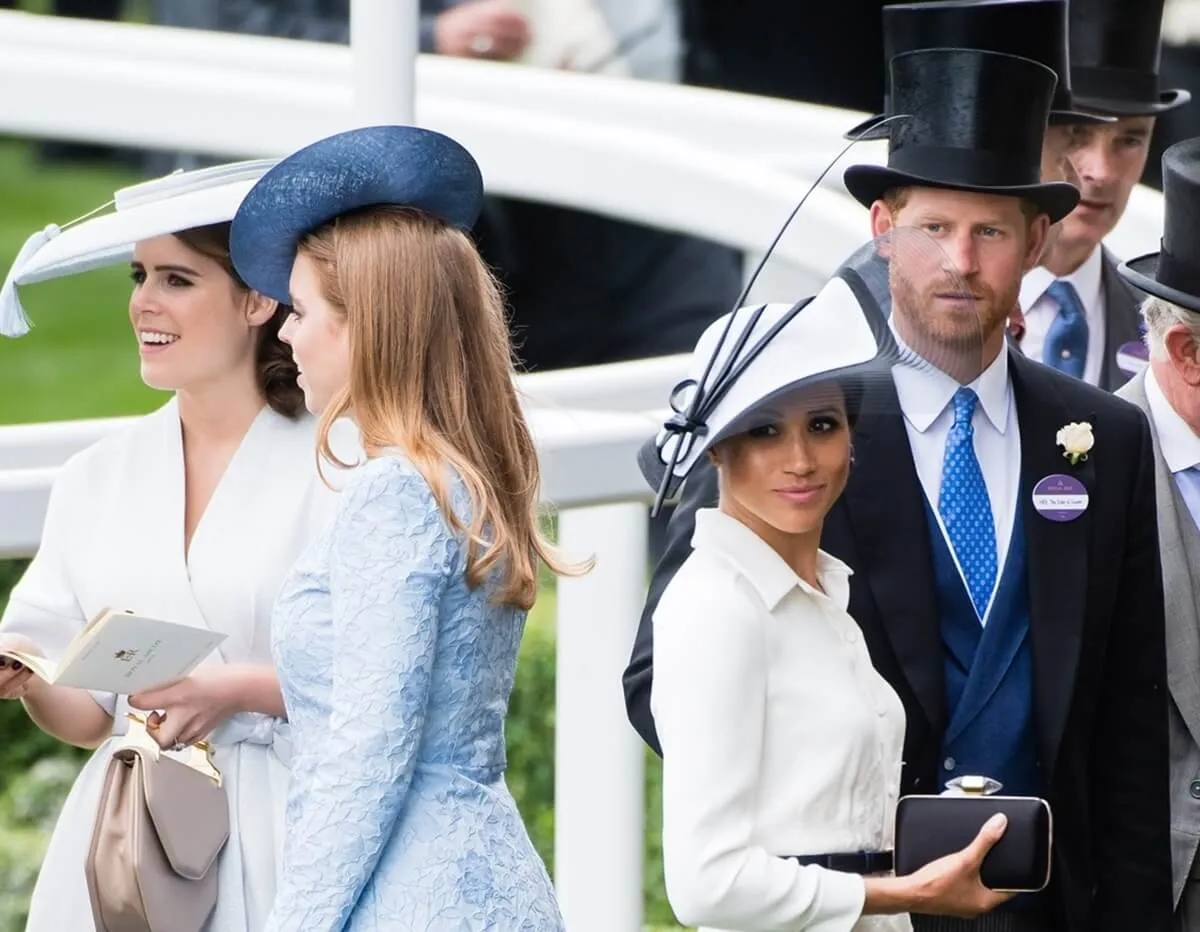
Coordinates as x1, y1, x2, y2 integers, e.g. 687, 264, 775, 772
1023, 214, 1052, 272
1164, 323, 1200, 387
870, 201, 895, 256
246, 292, 279, 327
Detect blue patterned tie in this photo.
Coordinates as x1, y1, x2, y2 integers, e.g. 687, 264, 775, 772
1042, 280, 1089, 379
938, 389, 998, 620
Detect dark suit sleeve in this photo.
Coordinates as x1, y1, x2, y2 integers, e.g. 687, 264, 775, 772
622, 459, 720, 756
1091, 412, 1173, 928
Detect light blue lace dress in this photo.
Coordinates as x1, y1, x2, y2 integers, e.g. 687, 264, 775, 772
264, 455, 564, 932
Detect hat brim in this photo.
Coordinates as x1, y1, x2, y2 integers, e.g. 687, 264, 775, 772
636, 356, 891, 503
1070, 87, 1192, 118
1047, 107, 1115, 126
230, 125, 485, 305
842, 164, 1080, 224
14, 161, 275, 287
1118, 252, 1200, 314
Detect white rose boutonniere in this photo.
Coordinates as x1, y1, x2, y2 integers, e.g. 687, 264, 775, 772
1056, 421, 1094, 466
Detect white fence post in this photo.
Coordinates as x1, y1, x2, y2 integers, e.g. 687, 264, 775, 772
554, 503, 648, 931
350, 0, 418, 126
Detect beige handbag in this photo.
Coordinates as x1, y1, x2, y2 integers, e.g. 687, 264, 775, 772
85, 713, 230, 932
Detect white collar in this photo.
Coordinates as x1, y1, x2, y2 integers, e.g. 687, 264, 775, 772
1145, 367, 1200, 474
889, 332, 1013, 435
1020, 245, 1105, 313
691, 508, 852, 612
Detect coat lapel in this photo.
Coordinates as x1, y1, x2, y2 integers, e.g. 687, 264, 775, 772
1120, 373, 1200, 747
842, 379, 946, 731
1010, 354, 1091, 776
1099, 247, 1143, 391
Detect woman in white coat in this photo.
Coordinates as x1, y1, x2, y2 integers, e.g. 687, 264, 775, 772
0, 162, 344, 932
642, 270, 1014, 932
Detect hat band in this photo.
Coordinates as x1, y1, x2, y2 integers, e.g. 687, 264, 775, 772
1157, 248, 1200, 299
889, 145, 1040, 188
1073, 65, 1160, 103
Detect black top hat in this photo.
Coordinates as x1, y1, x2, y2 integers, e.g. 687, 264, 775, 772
1119, 139, 1200, 313
1069, 0, 1190, 116
843, 48, 1080, 222
845, 0, 1109, 142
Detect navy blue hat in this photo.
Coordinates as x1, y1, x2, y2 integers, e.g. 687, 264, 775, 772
230, 125, 485, 303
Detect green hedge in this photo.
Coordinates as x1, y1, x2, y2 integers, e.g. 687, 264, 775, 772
0, 558, 679, 930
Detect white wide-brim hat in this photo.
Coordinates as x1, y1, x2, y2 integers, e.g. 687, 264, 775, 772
639, 271, 895, 508
0, 158, 277, 338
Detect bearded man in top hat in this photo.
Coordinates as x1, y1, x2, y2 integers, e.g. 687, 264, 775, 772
839, 0, 1109, 340
1021, 0, 1191, 391
1115, 138, 1200, 929
624, 46, 1171, 932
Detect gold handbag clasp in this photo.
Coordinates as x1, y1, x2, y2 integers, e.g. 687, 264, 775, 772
944, 774, 1003, 797
125, 713, 223, 787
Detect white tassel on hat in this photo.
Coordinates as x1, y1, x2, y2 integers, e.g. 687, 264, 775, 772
0, 223, 61, 338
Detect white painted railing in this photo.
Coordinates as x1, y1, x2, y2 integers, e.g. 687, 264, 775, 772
0, 9, 1171, 930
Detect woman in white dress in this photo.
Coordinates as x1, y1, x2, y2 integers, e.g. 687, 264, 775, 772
0, 162, 344, 932
644, 275, 1014, 932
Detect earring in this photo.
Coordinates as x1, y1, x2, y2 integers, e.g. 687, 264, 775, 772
849, 445, 856, 467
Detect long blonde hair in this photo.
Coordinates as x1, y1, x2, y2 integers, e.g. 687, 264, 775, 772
304, 205, 581, 609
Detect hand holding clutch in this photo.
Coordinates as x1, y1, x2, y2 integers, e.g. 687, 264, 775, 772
895, 775, 1053, 894
863, 813, 1015, 918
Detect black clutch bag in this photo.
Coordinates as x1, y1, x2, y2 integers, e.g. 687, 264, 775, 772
894, 776, 1052, 893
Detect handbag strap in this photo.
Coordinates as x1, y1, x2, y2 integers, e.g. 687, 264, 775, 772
123, 714, 223, 787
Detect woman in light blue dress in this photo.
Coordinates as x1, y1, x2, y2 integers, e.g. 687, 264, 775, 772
228, 125, 578, 931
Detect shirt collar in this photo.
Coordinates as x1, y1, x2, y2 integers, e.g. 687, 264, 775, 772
889, 327, 1013, 435
1020, 245, 1105, 313
1145, 368, 1200, 474
690, 508, 852, 612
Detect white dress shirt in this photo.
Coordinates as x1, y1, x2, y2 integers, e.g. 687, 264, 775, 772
651, 509, 909, 932
1145, 367, 1200, 529
891, 346, 1021, 623
1019, 246, 1108, 387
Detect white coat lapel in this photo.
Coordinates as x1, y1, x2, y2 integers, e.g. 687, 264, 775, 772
184, 407, 323, 664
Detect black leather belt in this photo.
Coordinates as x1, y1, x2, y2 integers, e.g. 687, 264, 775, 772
790, 850, 894, 874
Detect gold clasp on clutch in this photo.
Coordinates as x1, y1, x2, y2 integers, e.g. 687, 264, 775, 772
125, 713, 223, 787
944, 774, 1003, 797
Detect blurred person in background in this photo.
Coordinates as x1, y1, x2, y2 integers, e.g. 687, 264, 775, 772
1020, 0, 1191, 390
152, 0, 743, 373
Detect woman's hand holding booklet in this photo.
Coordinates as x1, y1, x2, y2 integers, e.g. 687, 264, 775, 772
0, 607, 225, 694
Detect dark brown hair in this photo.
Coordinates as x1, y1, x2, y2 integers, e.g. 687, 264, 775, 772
173, 222, 305, 419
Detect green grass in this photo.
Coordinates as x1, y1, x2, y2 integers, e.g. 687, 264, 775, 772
0, 140, 161, 424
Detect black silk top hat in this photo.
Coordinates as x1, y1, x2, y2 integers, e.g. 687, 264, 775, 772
1119, 139, 1200, 313
843, 48, 1081, 223
845, 0, 1108, 142
1069, 0, 1190, 116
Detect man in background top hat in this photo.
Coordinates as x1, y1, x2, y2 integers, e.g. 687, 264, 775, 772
1115, 138, 1200, 929
1022, 0, 1192, 391
625, 45, 1171, 932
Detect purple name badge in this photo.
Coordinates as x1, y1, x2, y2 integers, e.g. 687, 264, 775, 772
1032, 474, 1089, 522
1116, 340, 1149, 377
